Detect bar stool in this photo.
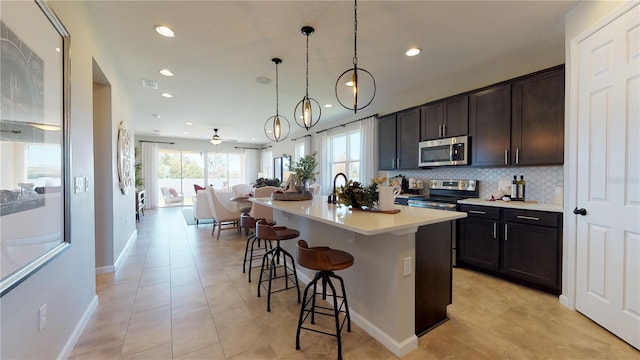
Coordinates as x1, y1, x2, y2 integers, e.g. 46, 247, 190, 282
240, 214, 274, 282
256, 220, 301, 312
295, 240, 354, 360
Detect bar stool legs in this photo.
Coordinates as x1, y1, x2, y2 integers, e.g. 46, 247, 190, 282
257, 242, 301, 312
296, 271, 351, 360
242, 233, 272, 282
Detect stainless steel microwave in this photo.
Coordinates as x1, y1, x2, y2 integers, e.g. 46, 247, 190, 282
419, 135, 469, 167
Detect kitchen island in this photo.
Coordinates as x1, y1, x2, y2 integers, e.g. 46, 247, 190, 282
251, 196, 466, 357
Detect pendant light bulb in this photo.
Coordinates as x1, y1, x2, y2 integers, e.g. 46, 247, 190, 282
264, 58, 290, 142
274, 117, 282, 140
303, 99, 312, 128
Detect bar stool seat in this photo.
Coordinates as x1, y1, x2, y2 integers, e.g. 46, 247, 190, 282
295, 240, 354, 360
256, 221, 301, 312
240, 214, 275, 282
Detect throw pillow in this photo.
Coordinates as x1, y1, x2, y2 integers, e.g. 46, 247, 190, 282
169, 187, 178, 197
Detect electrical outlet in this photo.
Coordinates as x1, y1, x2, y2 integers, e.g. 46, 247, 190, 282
39, 303, 47, 332
403, 257, 412, 277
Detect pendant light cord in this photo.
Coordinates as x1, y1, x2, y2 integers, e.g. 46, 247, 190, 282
353, 0, 358, 66
305, 34, 310, 97
275, 62, 280, 115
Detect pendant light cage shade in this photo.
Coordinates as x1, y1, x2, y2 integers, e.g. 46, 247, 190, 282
294, 26, 321, 131
335, 0, 376, 113
265, 114, 290, 142
264, 58, 290, 142
294, 96, 321, 131
335, 66, 376, 113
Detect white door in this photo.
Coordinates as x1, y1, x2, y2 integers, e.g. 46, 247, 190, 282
575, 3, 639, 350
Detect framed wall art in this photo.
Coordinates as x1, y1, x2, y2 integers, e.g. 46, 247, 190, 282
0, 0, 71, 296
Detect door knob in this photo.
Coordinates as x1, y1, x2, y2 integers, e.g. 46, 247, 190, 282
573, 207, 587, 216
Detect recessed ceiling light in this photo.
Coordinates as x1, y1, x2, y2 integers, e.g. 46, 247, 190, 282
256, 76, 271, 85
161, 92, 173, 98
155, 25, 175, 37
183, 132, 189, 135
186, 122, 192, 125
406, 48, 421, 56
251, 137, 256, 140
160, 69, 174, 76
324, 104, 333, 108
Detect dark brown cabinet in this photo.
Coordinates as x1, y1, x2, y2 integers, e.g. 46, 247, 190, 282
503, 209, 561, 291
511, 66, 565, 165
458, 205, 562, 294
469, 84, 512, 167
420, 95, 468, 140
458, 205, 501, 271
378, 109, 420, 170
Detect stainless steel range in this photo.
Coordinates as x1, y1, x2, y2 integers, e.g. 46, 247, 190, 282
408, 179, 479, 267
408, 179, 479, 211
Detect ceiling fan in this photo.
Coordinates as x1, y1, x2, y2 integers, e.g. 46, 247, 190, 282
209, 128, 236, 145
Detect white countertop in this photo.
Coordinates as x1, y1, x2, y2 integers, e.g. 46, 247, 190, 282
457, 198, 563, 213
251, 196, 466, 236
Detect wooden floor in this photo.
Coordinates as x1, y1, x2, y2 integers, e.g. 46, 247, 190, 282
69, 207, 638, 359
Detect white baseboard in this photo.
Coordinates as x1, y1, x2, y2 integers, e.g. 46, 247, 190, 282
96, 230, 137, 274
57, 295, 98, 360
294, 266, 418, 357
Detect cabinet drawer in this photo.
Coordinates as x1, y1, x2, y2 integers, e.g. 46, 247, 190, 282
504, 209, 560, 228
458, 205, 500, 220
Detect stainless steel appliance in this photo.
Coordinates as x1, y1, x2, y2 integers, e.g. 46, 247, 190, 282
408, 179, 479, 266
418, 135, 469, 167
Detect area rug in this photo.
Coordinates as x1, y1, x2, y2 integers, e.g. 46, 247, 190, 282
182, 207, 213, 225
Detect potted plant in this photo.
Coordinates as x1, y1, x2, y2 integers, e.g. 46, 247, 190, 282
290, 152, 319, 192
336, 177, 388, 208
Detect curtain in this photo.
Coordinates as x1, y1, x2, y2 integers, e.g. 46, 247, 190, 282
245, 148, 259, 183
260, 148, 273, 178
303, 135, 311, 156
319, 131, 331, 195
360, 116, 378, 183
141, 142, 158, 209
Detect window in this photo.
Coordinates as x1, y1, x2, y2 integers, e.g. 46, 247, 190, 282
330, 130, 360, 183
294, 142, 305, 163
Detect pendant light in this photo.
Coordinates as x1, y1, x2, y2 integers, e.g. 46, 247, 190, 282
264, 58, 290, 142
294, 26, 321, 131
335, 0, 376, 113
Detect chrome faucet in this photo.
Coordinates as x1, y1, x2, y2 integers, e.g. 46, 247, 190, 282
328, 172, 348, 204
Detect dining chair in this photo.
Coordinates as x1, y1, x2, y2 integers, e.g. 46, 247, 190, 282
206, 186, 242, 240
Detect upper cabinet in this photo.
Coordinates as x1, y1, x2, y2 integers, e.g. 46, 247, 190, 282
469, 84, 512, 167
470, 65, 565, 167
420, 95, 468, 141
511, 66, 565, 165
378, 108, 420, 170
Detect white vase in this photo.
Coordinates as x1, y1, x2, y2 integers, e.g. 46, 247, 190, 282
377, 185, 401, 211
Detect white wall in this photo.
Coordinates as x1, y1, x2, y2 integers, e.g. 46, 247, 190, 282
0, 1, 134, 358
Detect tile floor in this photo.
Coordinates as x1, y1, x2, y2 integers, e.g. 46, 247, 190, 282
69, 207, 638, 359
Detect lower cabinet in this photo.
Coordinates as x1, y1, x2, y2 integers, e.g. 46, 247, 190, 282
458, 204, 562, 294
415, 221, 452, 336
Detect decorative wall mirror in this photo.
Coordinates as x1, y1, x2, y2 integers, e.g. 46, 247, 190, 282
0, 0, 71, 296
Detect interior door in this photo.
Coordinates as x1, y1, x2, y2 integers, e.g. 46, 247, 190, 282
575, 4, 639, 349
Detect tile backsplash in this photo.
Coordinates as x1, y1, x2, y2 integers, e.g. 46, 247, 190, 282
380, 165, 563, 205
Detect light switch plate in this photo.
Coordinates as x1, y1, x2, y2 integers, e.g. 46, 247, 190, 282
403, 257, 412, 277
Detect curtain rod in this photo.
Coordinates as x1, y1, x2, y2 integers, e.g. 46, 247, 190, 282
291, 134, 311, 141
139, 140, 175, 144
315, 113, 378, 134
235, 145, 272, 150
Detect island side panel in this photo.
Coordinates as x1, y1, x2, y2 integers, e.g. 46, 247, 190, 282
276, 210, 418, 356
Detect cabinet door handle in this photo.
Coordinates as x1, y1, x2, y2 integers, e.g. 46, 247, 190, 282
396, 158, 400, 168
438, 125, 443, 137
391, 158, 395, 168
493, 223, 497, 239
516, 148, 520, 165
442, 124, 446, 137
504, 224, 508, 241
517, 215, 540, 221
504, 149, 509, 165
469, 210, 486, 215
